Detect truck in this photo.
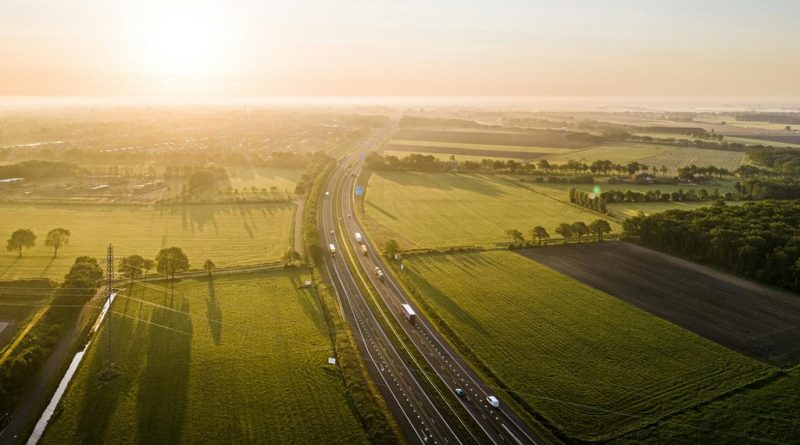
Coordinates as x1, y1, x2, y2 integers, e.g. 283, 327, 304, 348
359, 244, 368, 255
328, 243, 336, 255
354, 232, 363, 243
401, 303, 416, 324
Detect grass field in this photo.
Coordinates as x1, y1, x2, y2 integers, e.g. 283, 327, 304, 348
383, 150, 529, 163
399, 250, 772, 441
225, 166, 303, 192
0, 202, 294, 281
362, 172, 617, 249
609, 368, 800, 445
387, 139, 575, 153
545, 143, 746, 173
41, 271, 370, 445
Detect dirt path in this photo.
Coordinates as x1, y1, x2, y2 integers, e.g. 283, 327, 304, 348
293, 196, 305, 253
0, 288, 105, 445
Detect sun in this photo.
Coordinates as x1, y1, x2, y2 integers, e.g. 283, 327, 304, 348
133, 3, 235, 87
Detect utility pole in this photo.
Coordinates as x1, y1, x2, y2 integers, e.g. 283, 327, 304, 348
101, 243, 119, 380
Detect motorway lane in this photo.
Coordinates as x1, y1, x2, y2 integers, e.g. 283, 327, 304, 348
336, 158, 544, 445
320, 153, 466, 443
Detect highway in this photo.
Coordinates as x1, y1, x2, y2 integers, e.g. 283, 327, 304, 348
320, 156, 467, 444
318, 125, 545, 444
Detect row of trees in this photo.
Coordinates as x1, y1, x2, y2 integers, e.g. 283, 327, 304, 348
6, 228, 70, 258
505, 219, 613, 246
623, 200, 800, 291
570, 189, 608, 213
0, 256, 103, 410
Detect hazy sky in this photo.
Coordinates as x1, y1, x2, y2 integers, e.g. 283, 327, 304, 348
2, 0, 799, 97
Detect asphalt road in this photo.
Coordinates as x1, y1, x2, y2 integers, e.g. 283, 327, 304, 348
320, 127, 545, 444
321, 162, 466, 443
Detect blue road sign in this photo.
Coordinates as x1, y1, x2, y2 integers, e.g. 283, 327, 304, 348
355, 185, 364, 196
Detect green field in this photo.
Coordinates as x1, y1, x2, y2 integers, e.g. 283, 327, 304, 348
0, 203, 294, 280
504, 180, 740, 219
226, 166, 303, 192
610, 369, 800, 445
362, 172, 617, 249
399, 251, 772, 441
383, 150, 529, 162
41, 271, 369, 444
545, 143, 746, 173
387, 139, 575, 153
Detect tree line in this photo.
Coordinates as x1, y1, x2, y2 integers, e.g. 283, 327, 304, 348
0, 257, 102, 418
505, 219, 612, 247
622, 200, 800, 291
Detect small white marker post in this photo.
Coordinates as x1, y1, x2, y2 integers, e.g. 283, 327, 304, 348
328, 357, 337, 365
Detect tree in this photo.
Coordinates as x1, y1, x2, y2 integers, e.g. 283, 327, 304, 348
384, 239, 400, 259
786, 125, 792, 132
203, 259, 216, 278
156, 247, 190, 302
505, 229, 524, 246
555, 223, 573, 244
7, 229, 36, 257
119, 255, 145, 285
142, 259, 155, 283
529, 226, 549, 246
588, 219, 612, 241
572, 222, 589, 243
283, 248, 302, 266
44, 228, 70, 258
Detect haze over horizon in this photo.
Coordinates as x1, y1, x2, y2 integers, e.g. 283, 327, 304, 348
2, 0, 799, 98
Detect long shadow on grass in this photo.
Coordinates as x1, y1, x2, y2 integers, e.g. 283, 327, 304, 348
136, 302, 193, 444
376, 171, 506, 197
206, 277, 222, 344
365, 201, 397, 221
0, 256, 20, 279
75, 312, 143, 443
404, 266, 488, 336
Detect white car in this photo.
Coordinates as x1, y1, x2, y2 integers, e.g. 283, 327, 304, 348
486, 396, 500, 408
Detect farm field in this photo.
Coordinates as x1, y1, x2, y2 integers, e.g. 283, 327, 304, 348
504, 179, 740, 218
362, 171, 617, 249
521, 243, 800, 366
0, 202, 294, 281
387, 139, 574, 153
225, 166, 303, 193
398, 250, 772, 441
545, 143, 746, 173
41, 271, 370, 445
383, 150, 528, 163
393, 128, 594, 148
609, 368, 800, 445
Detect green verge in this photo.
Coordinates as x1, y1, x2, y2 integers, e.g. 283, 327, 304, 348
393, 250, 774, 442
303, 158, 403, 444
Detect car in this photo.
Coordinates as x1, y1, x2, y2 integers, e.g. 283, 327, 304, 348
330, 230, 335, 235
454, 388, 465, 397
486, 395, 500, 408
324, 191, 330, 197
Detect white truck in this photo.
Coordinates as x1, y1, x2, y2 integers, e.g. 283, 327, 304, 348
354, 232, 363, 243
328, 243, 336, 255
401, 303, 416, 324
